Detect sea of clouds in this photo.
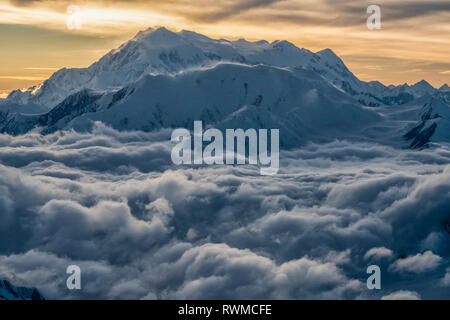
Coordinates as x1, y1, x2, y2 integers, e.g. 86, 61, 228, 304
0, 122, 449, 299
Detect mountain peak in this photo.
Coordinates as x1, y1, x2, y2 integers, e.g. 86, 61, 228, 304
317, 48, 337, 56
439, 84, 449, 91
316, 48, 347, 69
0, 279, 45, 300
368, 80, 387, 90
412, 79, 435, 90
133, 26, 178, 43
152, 26, 174, 34
3, 26, 419, 110
271, 40, 297, 50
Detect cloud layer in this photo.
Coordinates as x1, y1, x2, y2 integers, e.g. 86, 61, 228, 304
0, 122, 449, 299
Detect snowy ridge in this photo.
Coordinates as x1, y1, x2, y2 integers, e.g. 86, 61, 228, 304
0, 63, 381, 147
0, 279, 45, 300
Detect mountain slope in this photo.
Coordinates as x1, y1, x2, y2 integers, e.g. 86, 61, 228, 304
1, 63, 381, 147
0, 279, 45, 300
401, 96, 450, 148
2, 62, 449, 149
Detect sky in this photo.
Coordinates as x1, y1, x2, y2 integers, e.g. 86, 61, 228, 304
0, 0, 449, 97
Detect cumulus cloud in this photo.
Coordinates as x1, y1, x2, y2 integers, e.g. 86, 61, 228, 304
381, 290, 421, 300
0, 124, 449, 299
389, 251, 443, 274
441, 268, 450, 287
364, 247, 393, 261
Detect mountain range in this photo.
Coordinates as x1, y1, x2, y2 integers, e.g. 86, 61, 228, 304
0, 27, 449, 148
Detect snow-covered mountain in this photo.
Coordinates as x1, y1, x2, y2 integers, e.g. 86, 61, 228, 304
0, 63, 381, 147
0, 27, 449, 148
0, 279, 45, 300
366, 95, 450, 148
2, 27, 317, 108
3, 27, 445, 109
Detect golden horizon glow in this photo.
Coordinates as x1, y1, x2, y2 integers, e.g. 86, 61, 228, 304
1, 0, 449, 96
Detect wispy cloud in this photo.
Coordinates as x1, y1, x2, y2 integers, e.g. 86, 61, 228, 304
24, 67, 58, 70
3, 0, 450, 31
0, 75, 48, 80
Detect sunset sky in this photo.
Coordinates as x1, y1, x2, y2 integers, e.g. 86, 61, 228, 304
0, 0, 449, 98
